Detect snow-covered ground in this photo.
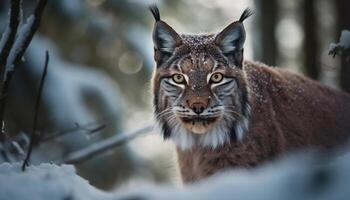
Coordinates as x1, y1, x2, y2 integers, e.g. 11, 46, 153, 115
0, 163, 112, 200
1, 147, 350, 200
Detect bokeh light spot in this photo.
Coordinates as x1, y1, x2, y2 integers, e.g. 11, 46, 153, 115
118, 51, 143, 74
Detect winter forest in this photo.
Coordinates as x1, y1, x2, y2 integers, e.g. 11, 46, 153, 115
0, 0, 350, 199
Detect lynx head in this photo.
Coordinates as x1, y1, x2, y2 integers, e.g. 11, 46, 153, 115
150, 6, 253, 150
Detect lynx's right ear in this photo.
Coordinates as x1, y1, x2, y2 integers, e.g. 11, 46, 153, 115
215, 8, 253, 67
149, 5, 182, 65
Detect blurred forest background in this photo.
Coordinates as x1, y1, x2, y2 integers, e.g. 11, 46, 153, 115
0, 0, 349, 191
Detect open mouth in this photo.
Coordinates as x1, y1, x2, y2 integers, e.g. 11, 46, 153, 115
180, 116, 218, 125
179, 116, 219, 134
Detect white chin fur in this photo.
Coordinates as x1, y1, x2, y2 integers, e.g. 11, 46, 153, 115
163, 117, 249, 151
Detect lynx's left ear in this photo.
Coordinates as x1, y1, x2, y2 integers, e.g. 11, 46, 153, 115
215, 8, 253, 67
149, 5, 182, 66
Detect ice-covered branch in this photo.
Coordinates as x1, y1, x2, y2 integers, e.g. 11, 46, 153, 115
62, 124, 154, 164
0, 0, 48, 162
40, 122, 107, 143
0, 0, 21, 146
5, 0, 47, 73
329, 30, 350, 58
0, 0, 48, 138
0, 0, 21, 76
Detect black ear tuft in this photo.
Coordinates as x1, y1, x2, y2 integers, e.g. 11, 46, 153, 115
239, 8, 254, 23
149, 5, 160, 21
150, 6, 182, 66
215, 8, 253, 67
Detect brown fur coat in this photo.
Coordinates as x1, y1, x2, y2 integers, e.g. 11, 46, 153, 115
177, 61, 350, 183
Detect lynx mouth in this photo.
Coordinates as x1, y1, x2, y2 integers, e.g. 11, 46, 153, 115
180, 116, 218, 124
179, 116, 219, 134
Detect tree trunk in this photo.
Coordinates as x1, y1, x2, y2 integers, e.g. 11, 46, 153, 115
259, 0, 278, 66
303, 0, 320, 79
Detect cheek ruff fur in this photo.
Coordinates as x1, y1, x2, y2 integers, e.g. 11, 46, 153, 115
156, 102, 251, 150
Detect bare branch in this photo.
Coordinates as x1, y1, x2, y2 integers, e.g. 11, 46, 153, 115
62, 125, 154, 164
40, 122, 107, 143
22, 51, 49, 171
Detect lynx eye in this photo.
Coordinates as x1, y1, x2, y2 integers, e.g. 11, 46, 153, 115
210, 72, 224, 83
172, 73, 185, 84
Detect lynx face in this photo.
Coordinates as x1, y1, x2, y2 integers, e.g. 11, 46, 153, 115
150, 7, 252, 150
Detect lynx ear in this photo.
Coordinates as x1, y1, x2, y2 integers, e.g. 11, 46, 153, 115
215, 8, 253, 66
149, 5, 182, 65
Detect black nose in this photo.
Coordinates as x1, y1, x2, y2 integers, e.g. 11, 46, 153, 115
191, 103, 206, 114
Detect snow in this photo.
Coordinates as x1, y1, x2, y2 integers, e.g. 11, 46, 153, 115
5, 15, 35, 75
329, 30, 350, 57
0, 27, 11, 54
0, 2, 20, 54
1, 148, 350, 200
113, 151, 350, 200
0, 163, 111, 200
339, 30, 350, 48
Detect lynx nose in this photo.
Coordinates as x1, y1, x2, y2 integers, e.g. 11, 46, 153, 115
187, 97, 209, 114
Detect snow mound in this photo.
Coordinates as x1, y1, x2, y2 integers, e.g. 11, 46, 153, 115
1, 150, 350, 200
0, 163, 111, 200
113, 152, 350, 200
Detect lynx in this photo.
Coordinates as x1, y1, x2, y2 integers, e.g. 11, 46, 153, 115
150, 6, 350, 183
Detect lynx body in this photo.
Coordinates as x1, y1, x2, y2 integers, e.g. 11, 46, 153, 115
150, 6, 350, 183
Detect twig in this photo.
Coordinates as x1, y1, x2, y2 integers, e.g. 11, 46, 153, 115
62, 124, 154, 164
41, 122, 107, 143
22, 51, 49, 171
